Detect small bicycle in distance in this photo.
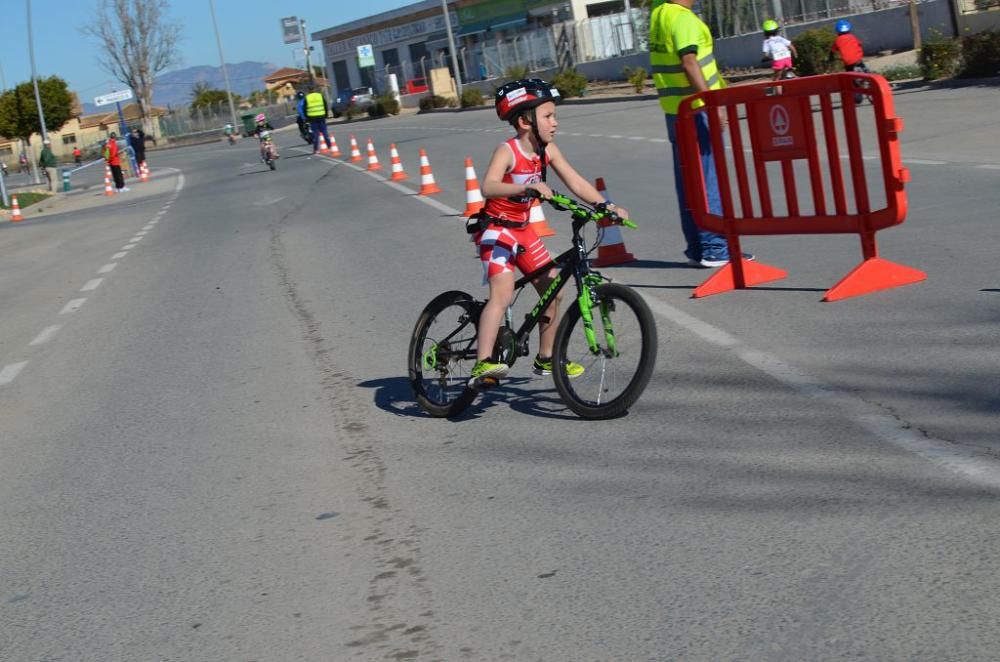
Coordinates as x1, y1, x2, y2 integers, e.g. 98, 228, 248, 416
408, 193, 657, 420
259, 130, 277, 170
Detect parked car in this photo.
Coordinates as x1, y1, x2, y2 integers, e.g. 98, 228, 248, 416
331, 87, 375, 118
405, 77, 428, 95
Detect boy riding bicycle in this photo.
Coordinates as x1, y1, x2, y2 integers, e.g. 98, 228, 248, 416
469, 78, 630, 386
250, 113, 278, 162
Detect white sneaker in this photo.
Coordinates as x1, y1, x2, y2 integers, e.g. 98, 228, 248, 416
118, 187, 131, 192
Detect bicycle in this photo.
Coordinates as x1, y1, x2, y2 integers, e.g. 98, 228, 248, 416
259, 130, 277, 170
408, 193, 658, 420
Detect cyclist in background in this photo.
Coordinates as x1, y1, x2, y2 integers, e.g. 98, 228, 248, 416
761, 19, 797, 81
468, 78, 629, 384
830, 20, 869, 103
249, 113, 277, 162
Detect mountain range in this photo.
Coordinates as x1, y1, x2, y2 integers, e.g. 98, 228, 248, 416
80, 61, 281, 114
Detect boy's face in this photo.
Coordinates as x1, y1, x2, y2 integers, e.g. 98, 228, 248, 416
522, 101, 558, 144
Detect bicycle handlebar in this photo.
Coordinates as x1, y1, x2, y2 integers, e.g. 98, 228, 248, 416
531, 190, 638, 230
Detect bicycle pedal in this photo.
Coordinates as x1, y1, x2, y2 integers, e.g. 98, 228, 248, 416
469, 375, 501, 391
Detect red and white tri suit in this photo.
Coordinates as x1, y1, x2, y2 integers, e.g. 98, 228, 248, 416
474, 137, 552, 284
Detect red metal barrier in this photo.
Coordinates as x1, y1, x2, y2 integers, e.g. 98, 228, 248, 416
676, 73, 926, 301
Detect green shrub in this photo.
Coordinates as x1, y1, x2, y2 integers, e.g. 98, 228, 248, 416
460, 87, 485, 108
876, 64, 922, 81
622, 66, 649, 93
503, 65, 530, 80
920, 30, 961, 79
959, 29, 1000, 78
792, 28, 838, 76
551, 68, 588, 97
367, 93, 400, 118
418, 94, 455, 112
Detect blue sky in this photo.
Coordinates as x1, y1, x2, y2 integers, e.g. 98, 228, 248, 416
1, 0, 417, 101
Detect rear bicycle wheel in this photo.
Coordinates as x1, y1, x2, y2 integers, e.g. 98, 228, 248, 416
408, 291, 481, 417
551, 283, 657, 419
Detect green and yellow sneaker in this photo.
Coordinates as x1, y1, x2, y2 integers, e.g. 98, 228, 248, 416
533, 355, 584, 379
471, 359, 509, 379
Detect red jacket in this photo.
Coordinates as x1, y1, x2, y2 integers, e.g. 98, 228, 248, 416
832, 34, 864, 67
104, 138, 120, 166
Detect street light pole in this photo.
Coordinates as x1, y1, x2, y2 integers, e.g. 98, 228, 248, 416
208, 0, 240, 133
26, 0, 47, 185
301, 18, 315, 84
440, 0, 463, 97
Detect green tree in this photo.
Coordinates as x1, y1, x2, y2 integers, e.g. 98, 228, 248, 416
0, 76, 74, 141
189, 82, 239, 117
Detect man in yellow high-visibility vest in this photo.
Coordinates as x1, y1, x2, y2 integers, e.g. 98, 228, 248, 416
650, 0, 752, 268
304, 86, 331, 155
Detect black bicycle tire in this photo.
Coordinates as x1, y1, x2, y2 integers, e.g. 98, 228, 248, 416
551, 283, 657, 419
408, 290, 480, 418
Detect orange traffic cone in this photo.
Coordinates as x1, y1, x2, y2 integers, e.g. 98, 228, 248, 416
366, 138, 382, 171
327, 133, 341, 157
463, 156, 484, 216
10, 195, 23, 222
418, 148, 442, 195
528, 199, 555, 237
349, 135, 363, 163
389, 144, 408, 181
139, 161, 149, 183
319, 134, 330, 154
590, 177, 636, 267
104, 166, 115, 196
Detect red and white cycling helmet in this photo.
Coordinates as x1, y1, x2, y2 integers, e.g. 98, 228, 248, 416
494, 78, 561, 122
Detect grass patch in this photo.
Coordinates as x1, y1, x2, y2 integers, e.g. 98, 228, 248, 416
876, 64, 922, 81
1, 192, 51, 210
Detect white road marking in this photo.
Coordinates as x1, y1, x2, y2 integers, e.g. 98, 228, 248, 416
136, 231, 148, 236
627, 136, 645, 140
60, 298, 86, 314
97, 263, 117, 274
977, 164, 1000, 170
608, 135, 623, 139
906, 159, 947, 165
641, 294, 1000, 490
81, 278, 103, 291
129, 236, 143, 242
0, 362, 28, 386
112, 251, 128, 259
143, 224, 155, 230
588, 134, 603, 138
122, 244, 137, 250
29, 325, 61, 346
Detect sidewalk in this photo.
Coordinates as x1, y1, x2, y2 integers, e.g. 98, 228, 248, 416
0, 169, 178, 224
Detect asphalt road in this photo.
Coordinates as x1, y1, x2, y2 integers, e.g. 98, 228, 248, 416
1, 81, 998, 661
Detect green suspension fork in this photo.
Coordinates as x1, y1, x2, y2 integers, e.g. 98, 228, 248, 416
576, 274, 618, 357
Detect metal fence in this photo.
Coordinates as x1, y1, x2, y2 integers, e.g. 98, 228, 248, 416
157, 100, 296, 139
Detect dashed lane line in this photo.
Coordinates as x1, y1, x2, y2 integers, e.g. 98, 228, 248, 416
0, 362, 28, 386
97, 263, 117, 274
29, 326, 61, 347
80, 279, 103, 292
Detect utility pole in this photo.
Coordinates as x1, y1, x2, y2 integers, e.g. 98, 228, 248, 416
440, 0, 463, 97
208, 0, 240, 134
301, 18, 315, 84
26, 0, 46, 185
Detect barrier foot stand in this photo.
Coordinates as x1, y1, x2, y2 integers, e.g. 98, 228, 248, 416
692, 258, 788, 298
823, 257, 926, 302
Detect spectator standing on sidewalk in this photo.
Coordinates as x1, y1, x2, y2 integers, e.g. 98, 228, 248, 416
130, 127, 147, 167
72, 146, 82, 165
649, 0, 752, 268
39, 139, 59, 193
104, 132, 128, 192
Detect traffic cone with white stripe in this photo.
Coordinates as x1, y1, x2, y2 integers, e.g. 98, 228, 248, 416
590, 177, 636, 267
366, 138, 382, 171
319, 133, 330, 154
104, 166, 115, 196
10, 195, 23, 222
327, 133, 341, 157
418, 148, 441, 195
389, 144, 408, 181
462, 156, 484, 216
528, 198, 555, 237
139, 160, 149, 183
348, 135, 363, 163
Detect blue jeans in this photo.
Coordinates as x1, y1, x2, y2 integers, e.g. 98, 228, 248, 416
666, 113, 728, 261
309, 117, 330, 152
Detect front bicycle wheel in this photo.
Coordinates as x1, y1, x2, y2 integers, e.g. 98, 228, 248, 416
408, 291, 481, 418
551, 283, 657, 419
